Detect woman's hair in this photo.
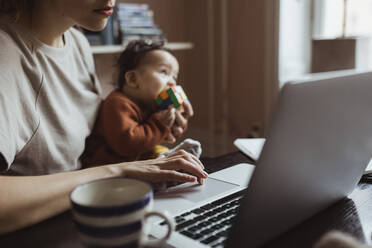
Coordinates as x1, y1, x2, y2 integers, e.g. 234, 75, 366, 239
117, 39, 169, 90
0, 0, 33, 21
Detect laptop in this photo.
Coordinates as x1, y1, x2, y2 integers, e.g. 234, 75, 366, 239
151, 71, 372, 248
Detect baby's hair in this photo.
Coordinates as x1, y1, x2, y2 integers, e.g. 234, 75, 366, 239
117, 39, 169, 90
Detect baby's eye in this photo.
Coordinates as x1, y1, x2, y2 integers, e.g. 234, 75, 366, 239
161, 69, 168, 75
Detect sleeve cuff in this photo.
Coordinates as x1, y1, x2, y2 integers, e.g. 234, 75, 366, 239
0, 132, 13, 172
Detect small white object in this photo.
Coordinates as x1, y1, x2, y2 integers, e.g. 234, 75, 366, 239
363, 158, 372, 175
163, 138, 202, 158
209, 163, 255, 186
233, 138, 266, 161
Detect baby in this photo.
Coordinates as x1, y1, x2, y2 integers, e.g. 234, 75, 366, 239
82, 40, 201, 166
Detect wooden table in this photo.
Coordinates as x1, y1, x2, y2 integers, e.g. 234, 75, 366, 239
1, 151, 372, 248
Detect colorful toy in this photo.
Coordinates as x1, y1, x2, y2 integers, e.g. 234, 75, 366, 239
155, 85, 188, 110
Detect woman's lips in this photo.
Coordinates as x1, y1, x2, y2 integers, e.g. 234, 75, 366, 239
94, 7, 114, 17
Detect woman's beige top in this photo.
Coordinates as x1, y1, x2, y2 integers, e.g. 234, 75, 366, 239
0, 17, 102, 175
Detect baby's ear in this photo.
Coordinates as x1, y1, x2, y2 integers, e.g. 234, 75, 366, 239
125, 71, 139, 88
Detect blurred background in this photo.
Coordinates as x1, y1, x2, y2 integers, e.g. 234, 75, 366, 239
90, 0, 372, 157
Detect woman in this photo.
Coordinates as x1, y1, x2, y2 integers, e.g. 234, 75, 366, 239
0, 0, 207, 234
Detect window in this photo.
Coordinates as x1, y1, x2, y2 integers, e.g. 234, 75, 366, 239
313, 0, 372, 38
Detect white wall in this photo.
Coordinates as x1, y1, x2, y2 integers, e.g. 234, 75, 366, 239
279, 0, 312, 85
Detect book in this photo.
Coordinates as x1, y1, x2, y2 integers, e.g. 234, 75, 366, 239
121, 27, 162, 36
117, 9, 153, 18
117, 3, 149, 11
119, 21, 155, 28
117, 3, 164, 44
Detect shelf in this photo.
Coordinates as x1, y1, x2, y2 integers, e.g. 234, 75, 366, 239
91, 42, 194, 54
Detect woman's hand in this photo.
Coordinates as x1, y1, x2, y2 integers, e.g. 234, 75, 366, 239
0, 149, 205, 234
172, 100, 194, 138
117, 149, 207, 185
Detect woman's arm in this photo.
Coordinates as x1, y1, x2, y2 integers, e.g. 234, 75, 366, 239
0, 165, 115, 234
0, 150, 207, 234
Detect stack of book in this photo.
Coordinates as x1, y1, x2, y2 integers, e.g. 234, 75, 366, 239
117, 3, 164, 45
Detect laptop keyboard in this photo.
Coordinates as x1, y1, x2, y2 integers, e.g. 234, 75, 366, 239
159, 189, 245, 247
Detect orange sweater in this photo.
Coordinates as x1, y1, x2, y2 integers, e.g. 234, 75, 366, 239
82, 90, 171, 166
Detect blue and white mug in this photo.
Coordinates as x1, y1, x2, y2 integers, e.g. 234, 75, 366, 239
70, 178, 174, 248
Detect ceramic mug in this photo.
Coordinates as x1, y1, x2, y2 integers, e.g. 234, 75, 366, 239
70, 178, 174, 248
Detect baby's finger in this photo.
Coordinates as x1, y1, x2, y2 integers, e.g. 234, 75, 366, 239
172, 125, 184, 138
169, 108, 176, 124
166, 133, 176, 144
175, 111, 187, 129
183, 99, 194, 119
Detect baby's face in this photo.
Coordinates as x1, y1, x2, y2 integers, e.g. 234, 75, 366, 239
134, 50, 179, 110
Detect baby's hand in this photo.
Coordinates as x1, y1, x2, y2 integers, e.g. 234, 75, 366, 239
154, 107, 176, 127
165, 108, 185, 143
164, 132, 176, 144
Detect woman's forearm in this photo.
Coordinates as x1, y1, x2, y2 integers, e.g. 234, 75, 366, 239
0, 152, 207, 234
0, 165, 119, 234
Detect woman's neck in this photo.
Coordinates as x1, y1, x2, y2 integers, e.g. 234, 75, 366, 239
18, 3, 74, 48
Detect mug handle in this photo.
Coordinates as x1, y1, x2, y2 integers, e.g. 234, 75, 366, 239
140, 210, 175, 247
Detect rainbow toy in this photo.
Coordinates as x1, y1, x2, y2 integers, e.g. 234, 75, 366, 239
155, 85, 188, 110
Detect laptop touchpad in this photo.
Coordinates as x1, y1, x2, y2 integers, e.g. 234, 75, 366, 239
154, 163, 255, 214
156, 178, 238, 203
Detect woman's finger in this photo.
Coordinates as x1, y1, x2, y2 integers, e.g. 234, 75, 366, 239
170, 149, 204, 169
163, 155, 208, 179
155, 169, 197, 183
126, 153, 206, 183
123, 162, 197, 183
188, 152, 205, 169
151, 182, 168, 192
198, 177, 204, 185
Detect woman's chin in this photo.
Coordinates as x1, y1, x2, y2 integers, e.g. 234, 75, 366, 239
81, 21, 108, 32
